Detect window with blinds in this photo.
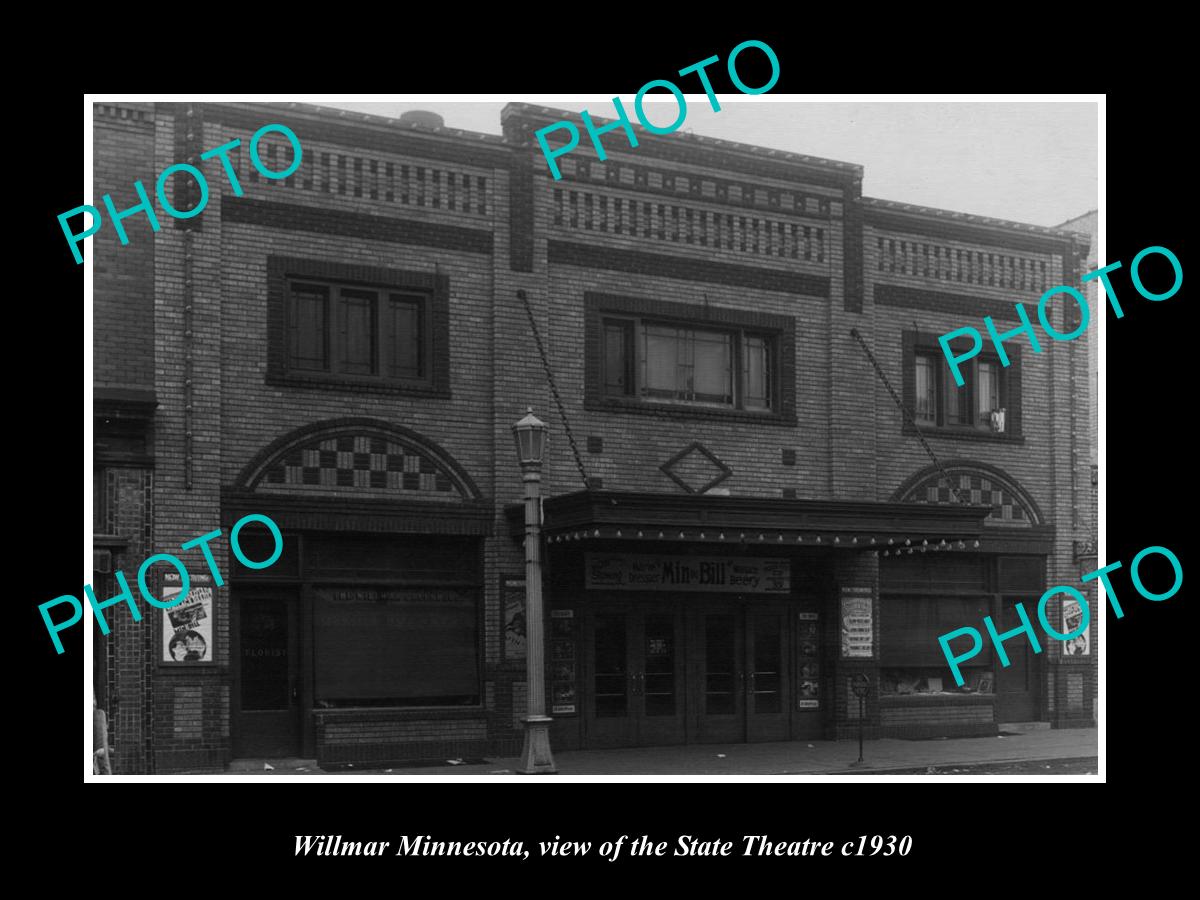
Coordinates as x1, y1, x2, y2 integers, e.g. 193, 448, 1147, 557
313, 587, 479, 707
880, 595, 993, 667
601, 316, 776, 412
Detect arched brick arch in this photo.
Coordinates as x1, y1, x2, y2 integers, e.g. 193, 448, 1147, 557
234, 417, 483, 502
890, 459, 1043, 527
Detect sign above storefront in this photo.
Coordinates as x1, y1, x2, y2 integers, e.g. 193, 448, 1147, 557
585, 554, 790, 593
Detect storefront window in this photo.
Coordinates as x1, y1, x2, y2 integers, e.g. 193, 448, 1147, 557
880, 595, 993, 693
881, 667, 993, 695
313, 586, 479, 708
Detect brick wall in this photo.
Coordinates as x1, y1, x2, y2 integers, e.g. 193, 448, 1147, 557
93, 104, 156, 391
94, 102, 1095, 768
528, 147, 838, 503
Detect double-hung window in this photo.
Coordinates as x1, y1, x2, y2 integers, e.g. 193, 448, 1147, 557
906, 331, 1019, 438
603, 318, 775, 412
586, 293, 795, 424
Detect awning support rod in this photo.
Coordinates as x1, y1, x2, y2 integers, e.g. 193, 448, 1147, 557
849, 327, 964, 504
518, 289, 590, 490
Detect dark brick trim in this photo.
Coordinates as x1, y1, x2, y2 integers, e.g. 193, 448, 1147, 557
875, 283, 1025, 322
171, 103, 204, 230
313, 707, 489, 722
865, 205, 1075, 256
549, 169, 836, 222
223, 196, 493, 255
900, 331, 1024, 443
586, 291, 796, 332
583, 291, 797, 426
550, 240, 829, 297
843, 180, 864, 312
659, 442, 732, 494
1061, 242, 1083, 330
204, 103, 514, 170
265, 256, 451, 398
222, 488, 493, 536
880, 693, 996, 708
509, 149, 534, 272
504, 106, 859, 190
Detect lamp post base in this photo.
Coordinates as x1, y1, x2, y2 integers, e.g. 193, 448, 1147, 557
517, 716, 557, 775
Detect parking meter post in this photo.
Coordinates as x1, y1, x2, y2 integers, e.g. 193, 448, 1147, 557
849, 672, 870, 767
858, 694, 865, 763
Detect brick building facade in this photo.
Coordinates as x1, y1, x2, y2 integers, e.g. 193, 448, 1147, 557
92, 101, 1096, 772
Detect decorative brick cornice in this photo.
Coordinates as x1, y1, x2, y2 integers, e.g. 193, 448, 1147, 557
864, 197, 1089, 255
204, 102, 512, 169
876, 283, 1025, 322
223, 197, 493, 255
550, 240, 828, 297
502, 103, 862, 189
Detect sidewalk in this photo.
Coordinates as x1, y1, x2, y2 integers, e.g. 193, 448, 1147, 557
226, 727, 1098, 776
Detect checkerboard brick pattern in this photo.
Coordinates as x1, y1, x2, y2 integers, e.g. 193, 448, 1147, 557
901, 471, 1032, 524
262, 435, 457, 496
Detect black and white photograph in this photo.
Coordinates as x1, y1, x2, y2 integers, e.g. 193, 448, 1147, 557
81, 91, 1105, 787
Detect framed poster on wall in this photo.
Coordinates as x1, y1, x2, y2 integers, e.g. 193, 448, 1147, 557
160, 572, 215, 665
550, 609, 577, 714
797, 612, 820, 708
501, 576, 526, 664
840, 587, 874, 658
1062, 597, 1091, 656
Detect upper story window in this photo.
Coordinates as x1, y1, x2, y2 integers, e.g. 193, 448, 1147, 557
586, 293, 796, 425
904, 331, 1022, 441
287, 281, 425, 381
603, 319, 773, 411
267, 257, 450, 398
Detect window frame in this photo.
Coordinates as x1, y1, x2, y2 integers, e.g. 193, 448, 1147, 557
267, 257, 450, 398
902, 330, 1022, 442
585, 292, 796, 426
602, 316, 776, 412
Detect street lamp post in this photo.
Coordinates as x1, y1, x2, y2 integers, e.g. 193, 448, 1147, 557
512, 408, 557, 775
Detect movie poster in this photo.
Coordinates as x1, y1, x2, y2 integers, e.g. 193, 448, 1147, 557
502, 577, 526, 662
160, 572, 214, 664
1062, 597, 1091, 656
840, 588, 874, 658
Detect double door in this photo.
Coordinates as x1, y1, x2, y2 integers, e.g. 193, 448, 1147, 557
586, 606, 686, 747
583, 602, 790, 748
691, 605, 790, 743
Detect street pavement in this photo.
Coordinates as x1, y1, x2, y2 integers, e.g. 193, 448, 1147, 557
218, 726, 1098, 776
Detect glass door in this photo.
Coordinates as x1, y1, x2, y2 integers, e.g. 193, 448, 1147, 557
636, 609, 686, 746
585, 606, 685, 748
692, 604, 791, 743
234, 592, 301, 757
746, 608, 790, 741
692, 610, 745, 742
586, 613, 636, 748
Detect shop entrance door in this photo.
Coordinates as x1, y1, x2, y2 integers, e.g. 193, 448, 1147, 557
584, 606, 686, 748
995, 598, 1039, 721
234, 592, 302, 757
691, 605, 790, 743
